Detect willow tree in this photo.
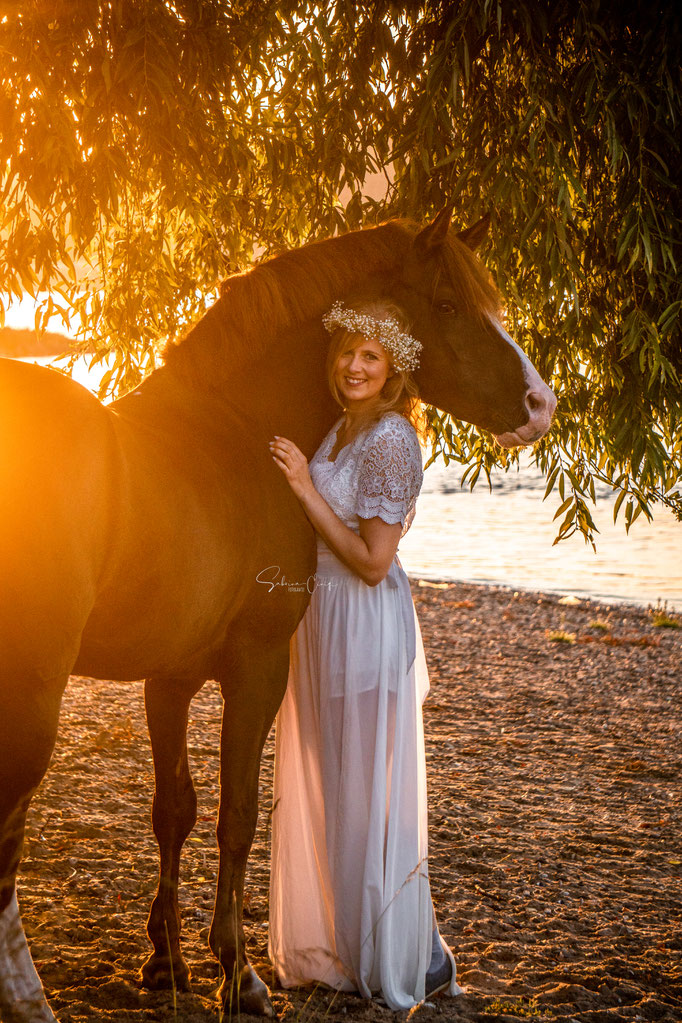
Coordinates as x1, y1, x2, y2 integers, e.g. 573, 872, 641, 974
1, 0, 680, 538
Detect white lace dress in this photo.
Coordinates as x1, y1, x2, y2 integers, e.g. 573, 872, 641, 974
268, 412, 462, 1010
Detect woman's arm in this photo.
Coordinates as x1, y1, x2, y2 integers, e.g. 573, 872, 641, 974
269, 435, 401, 586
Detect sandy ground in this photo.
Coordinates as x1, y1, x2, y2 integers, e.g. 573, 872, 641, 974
17, 581, 682, 1023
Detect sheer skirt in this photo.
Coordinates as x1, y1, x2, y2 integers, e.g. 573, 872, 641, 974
268, 546, 462, 1009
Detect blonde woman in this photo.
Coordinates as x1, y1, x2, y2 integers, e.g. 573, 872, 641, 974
268, 299, 462, 1010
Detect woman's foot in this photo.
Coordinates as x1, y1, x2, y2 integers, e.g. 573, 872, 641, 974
424, 954, 453, 998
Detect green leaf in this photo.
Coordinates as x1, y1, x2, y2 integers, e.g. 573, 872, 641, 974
553, 496, 574, 521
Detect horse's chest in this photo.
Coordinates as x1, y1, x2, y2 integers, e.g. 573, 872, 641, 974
76, 463, 315, 677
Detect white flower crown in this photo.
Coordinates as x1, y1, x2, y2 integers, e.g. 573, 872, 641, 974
322, 301, 422, 372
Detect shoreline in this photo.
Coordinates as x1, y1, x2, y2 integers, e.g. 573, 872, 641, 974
20, 578, 682, 1022
407, 572, 672, 614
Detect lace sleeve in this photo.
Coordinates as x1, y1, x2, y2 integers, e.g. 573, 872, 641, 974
355, 416, 423, 531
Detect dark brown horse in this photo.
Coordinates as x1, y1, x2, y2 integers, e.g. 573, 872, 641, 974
0, 209, 555, 1021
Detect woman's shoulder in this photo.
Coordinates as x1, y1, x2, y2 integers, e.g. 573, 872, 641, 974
367, 412, 420, 448
361, 414, 423, 472
357, 413, 424, 507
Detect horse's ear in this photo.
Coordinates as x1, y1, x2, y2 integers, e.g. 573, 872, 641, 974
457, 214, 491, 251
414, 205, 453, 256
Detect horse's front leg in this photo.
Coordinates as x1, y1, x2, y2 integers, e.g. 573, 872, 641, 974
210, 640, 289, 1018
140, 675, 205, 992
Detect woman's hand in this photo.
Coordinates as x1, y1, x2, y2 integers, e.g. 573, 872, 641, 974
269, 435, 400, 585
269, 436, 315, 501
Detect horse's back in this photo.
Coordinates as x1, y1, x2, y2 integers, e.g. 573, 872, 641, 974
0, 359, 117, 679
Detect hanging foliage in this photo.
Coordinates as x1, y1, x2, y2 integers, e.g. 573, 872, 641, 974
1, 0, 680, 537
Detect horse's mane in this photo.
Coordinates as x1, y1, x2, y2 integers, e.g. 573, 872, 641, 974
163, 219, 418, 386
163, 216, 502, 388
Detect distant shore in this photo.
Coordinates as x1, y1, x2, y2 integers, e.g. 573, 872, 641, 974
0, 326, 76, 358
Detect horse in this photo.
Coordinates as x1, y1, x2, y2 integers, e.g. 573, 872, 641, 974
0, 207, 556, 1021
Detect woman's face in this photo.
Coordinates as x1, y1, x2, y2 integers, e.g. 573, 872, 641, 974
333, 334, 393, 410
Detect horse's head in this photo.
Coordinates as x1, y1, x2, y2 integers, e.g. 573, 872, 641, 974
390, 208, 556, 447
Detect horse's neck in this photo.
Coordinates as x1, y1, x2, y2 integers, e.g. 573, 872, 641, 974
159, 221, 409, 411
146, 218, 414, 449
143, 320, 339, 459
226, 322, 340, 456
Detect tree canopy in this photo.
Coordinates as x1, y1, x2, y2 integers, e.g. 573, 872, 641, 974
1, 0, 680, 540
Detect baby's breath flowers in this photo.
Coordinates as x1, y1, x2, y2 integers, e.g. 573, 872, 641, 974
322, 302, 422, 372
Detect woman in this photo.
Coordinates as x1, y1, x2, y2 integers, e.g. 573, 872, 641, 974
267, 298, 463, 1010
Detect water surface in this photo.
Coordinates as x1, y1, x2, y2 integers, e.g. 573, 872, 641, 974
400, 459, 682, 608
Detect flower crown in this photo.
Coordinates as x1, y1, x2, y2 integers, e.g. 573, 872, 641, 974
322, 301, 422, 372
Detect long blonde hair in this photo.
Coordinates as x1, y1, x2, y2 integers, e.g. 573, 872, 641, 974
325, 299, 427, 441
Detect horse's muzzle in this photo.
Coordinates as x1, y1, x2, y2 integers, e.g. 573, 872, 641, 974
495, 382, 557, 448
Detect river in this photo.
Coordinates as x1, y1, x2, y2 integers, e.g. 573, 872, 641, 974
399, 458, 682, 608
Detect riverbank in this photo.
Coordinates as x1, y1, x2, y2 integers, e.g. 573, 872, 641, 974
21, 580, 682, 1021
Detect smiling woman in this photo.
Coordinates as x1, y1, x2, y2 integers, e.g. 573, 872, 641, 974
268, 293, 462, 1007
262, 257, 554, 1005
334, 334, 391, 405
323, 299, 424, 446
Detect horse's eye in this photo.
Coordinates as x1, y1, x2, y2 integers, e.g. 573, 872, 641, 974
436, 300, 456, 314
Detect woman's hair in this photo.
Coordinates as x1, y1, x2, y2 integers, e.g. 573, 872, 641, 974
325, 299, 427, 441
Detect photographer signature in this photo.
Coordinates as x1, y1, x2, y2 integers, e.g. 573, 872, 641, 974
256, 565, 336, 594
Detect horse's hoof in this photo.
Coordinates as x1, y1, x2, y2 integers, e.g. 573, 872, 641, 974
140, 952, 191, 992
219, 964, 275, 1018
